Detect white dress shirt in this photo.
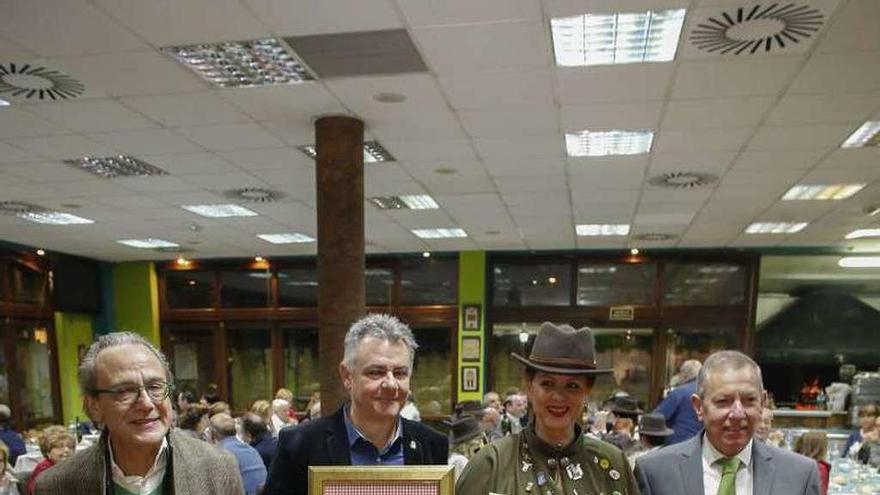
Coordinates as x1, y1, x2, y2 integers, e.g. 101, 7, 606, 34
701, 434, 753, 495
109, 437, 168, 495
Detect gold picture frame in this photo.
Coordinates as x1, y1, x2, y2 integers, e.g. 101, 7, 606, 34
309, 465, 455, 495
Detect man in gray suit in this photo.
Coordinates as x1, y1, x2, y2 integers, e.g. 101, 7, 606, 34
634, 350, 819, 495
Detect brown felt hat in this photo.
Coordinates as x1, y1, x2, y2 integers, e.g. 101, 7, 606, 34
511, 322, 612, 375
444, 415, 485, 444
638, 413, 674, 437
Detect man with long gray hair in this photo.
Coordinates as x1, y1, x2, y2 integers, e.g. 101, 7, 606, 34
35, 331, 244, 495
265, 314, 447, 495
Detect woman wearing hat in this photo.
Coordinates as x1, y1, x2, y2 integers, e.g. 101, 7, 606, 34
456, 323, 639, 495
446, 414, 488, 481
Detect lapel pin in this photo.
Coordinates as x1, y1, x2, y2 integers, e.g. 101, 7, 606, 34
409, 440, 417, 450
566, 462, 584, 480
609, 469, 620, 481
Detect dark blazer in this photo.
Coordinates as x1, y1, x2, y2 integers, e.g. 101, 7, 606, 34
634, 433, 820, 495
263, 406, 448, 495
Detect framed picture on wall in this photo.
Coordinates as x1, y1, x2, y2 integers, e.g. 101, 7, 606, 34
461, 336, 481, 362
461, 366, 479, 392
462, 304, 481, 331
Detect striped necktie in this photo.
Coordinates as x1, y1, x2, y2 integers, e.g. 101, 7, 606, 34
715, 456, 740, 495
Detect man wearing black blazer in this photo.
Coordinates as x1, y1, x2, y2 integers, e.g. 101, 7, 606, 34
264, 314, 448, 495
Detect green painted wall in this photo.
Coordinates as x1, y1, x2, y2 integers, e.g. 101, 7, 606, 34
54, 312, 93, 425
113, 262, 160, 345
457, 251, 487, 402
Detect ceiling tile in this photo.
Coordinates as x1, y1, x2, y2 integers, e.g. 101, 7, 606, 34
765, 93, 880, 126
381, 139, 477, 164
439, 70, 553, 110
494, 174, 567, 194
672, 58, 803, 99
179, 171, 270, 191
654, 127, 754, 152
556, 64, 674, 104
561, 102, 663, 131
219, 147, 314, 171
816, 148, 880, 170
0, 141, 41, 163
816, 0, 880, 54
176, 123, 286, 151
26, 99, 158, 133
648, 151, 736, 174
472, 136, 564, 159
459, 105, 558, 138
90, 128, 203, 155
1, 161, 94, 183
398, 0, 540, 26
412, 20, 548, 75
121, 92, 252, 127
484, 157, 566, 177
789, 51, 880, 94
729, 150, 827, 172
747, 124, 856, 151
243, 0, 402, 35
10, 134, 116, 160
0, 108, 69, 138
140, 152, 241, 175
220, 84, 345, 121
661, 97, 775, 130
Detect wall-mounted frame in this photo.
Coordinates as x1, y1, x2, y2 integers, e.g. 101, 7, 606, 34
462, 304, 481, 331
309, 466, 454, 495
461, 336, 481, 362
461, 366, 479, 392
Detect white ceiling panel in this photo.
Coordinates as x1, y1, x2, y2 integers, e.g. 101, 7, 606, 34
412, 21, 548, 75
484, 157, 566, 177
765, 93, 880, 126
671, 58, 803, 99
0, 142, 41, 163
179, 171, 270, 191
746, 124, 856, 151
9, 134, 116, 160
121, 92, 252, 127
654, 127, 754, 153
243, 0, 402, 36
816, 148, 880, 170
220, 84, 346, 122
0, 109, 68, 138
459, 105, 558, 138
472, 136, 564, 159
556, 64, 674, 104
0, 0, 147, 57
398, 0, 540, 27
1, 161, 94, 183
0, 36, 36, 59
648, 151, 736, 174
54, 50, 205, 97
0, 182, 65, 201
661, 97, 775, 131
494, 174, 568, 194
140, 152, 241, 176
259, 119, 316, 147
26, 99, 158, 134
439, 70, 553, 110
729, 150, 826, 172
789, 51, 880, 94
113, 175, 203, 194
405, 166, 496, 195
51, 179, 138, 197
382, 139, 477, 164
561, 102, 663, 131
219, 147, 314, 172
640, 187, 714, 204
93, 0, 269, 47
176, 123, 286, 151
799, 167, 880, 184
816, 0, 880, 54
90, 129, 203, 155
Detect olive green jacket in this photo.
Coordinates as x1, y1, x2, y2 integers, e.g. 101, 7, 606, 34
456, 427, 640, 495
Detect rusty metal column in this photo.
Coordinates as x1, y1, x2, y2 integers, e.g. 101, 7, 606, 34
315, 115, 365, 416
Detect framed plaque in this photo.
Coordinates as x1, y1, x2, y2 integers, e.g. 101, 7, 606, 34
461, 336, 481, 362
461, 366, 479, 392
309, 466, 454, 495
462, 304, 481, 331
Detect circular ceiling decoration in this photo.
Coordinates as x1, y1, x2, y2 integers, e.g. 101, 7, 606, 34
0, 63, 84, 100
637, 233, 677, 242
224, 187, 286, 203
648, 171, 719, 189
690, 3, 823, 55
0, 200, 45, 215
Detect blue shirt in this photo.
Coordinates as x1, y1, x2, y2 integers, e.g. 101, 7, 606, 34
653, 379, 703, 445
343, 407, 404, 466
0, 428, 25, 467
219, 436, 267, 495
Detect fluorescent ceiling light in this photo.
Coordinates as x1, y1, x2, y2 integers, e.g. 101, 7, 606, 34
411, 228, 467, 239
369, 195, 439, 210
841, 121, 880, 148
182, 204, 258, 218
565, 130, 653, 156
551, 9, 686, 67
162, 38, 313, 88
576, 224, 630, 236
782, 184, 865, 201
63, 155, 167, 179
745, 222, 808, 234
117, 239, 178, 248
0, 98, 9, 107
297, 141, 395, 163
838, 257, 880, 268
257, 233, 315, 244
845, 229, 880, 240
19, 211, 94, 225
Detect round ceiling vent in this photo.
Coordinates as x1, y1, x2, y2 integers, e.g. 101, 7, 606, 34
690, 4, 823, 55
649, 171, 718, 189
0, 201, 45, 215
0, 63, 84, 100
224, 187, 286, 203
637, 233, 677, 242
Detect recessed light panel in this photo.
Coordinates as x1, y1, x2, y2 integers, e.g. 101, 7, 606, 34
182, 204, 258, 218
745, 222, 808, 234
257, 233, 315, 244
551, 9, 686, 67
565, 130, 653, 156
163, 38, 313, 88
369, 195, 439, 210
0, 98, 9, 106
839, 257, 880, 268
412, 228, 467, 239
841, 121, 880, 148
782, 184, 865, 201
845, 229, 880, 240
64, 155, 168, 178
576, 224, 630, 236
297, 141, 395, 163
19, 211, 94, 225
117, 239, 178, 248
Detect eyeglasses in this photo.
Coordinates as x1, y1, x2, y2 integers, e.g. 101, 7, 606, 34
92, 381, 174, 405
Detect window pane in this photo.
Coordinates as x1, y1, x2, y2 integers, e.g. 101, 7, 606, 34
9, 264, 46, 305
165, 271, 214, 308
13, 323, 54, 421
489, 323, 533, 397
410, 328, 453, 416
493, 262, 571, 306
665, 326, 737, 385
221, 270, 271, 308
227, 327, 271, 412
662, 262, 746, 305
0, 339, 8, 407
399, 258, 458, 305
168, 327, 215, 399
577, 263, 655, 306
282, 328, 319, 411
365, 266, 393, 306
278, 267, 318, 307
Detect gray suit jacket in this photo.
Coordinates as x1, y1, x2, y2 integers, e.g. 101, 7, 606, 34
34, 428, 245, 495
634, 434, 820, 495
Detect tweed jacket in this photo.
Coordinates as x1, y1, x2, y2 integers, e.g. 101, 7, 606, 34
34, 428, 245, 495
634, 433, 820, 495
264, 405, 449, 495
